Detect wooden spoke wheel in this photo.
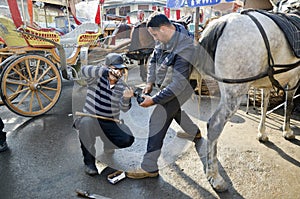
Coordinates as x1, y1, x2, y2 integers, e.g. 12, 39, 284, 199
0, 55, 24, 105
0, 54, 62, 117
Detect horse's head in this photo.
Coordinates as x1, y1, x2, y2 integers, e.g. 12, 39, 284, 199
270, 0, 300, 13
126, 22, 155, 60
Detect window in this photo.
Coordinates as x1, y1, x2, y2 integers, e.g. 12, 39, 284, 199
119, 6, 130, 16
106, 8, 116, 15
138, 5, 148, 10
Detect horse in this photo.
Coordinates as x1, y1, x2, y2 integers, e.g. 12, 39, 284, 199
126, 21, 155, 82
194, 0, 300, 191
129, 0, 300, 192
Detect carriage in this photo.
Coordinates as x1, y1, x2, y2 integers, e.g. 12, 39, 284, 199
0, 0, 133, 117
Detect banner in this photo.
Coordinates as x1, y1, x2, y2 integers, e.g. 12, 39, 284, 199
187, 0, 235, 7
167, 0, 185, 8
167, 0, 236, 8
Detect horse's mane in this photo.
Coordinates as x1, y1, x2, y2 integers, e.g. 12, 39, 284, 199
199, 19, 227, 61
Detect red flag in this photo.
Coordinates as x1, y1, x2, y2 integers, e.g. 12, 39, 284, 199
7, 0, 23, 28
176, 10, 180, 20
164, 7, 170, 18
126, 15, 131, 24
95, 4, 101, 25
27, 0, 33, 25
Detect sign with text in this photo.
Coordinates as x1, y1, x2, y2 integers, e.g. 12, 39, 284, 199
167, 0, 186, 8
167, 0, 236, 8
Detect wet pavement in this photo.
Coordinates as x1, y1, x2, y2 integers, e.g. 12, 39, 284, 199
0, 65, 300, 199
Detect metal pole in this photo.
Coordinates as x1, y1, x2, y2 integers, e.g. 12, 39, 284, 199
20, 0, 27, 27
194, 7, 200, 42
66, 0, 71, 32
44, 7, 48, 27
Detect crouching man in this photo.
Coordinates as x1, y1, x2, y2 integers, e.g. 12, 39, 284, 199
74, 53, 134, 176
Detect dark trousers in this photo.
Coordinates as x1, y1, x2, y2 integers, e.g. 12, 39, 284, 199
0, 117, 4, 132
75, 116, 134, 166
0, 118, 6, 144
141, 93, 199, 172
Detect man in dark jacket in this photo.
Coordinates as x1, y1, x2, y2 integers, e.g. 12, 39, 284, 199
126, 13, 201, 179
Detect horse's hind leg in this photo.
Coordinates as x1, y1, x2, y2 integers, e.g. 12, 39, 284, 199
257, 88, 270, 142
283, 87, 297, 140
206, 92, 242, 192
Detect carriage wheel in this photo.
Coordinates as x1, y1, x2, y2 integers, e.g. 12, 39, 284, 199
0, 54, 62, 117
0, 55, 24, 106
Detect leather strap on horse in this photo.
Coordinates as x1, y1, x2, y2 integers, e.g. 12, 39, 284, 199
242, 9, 284, 91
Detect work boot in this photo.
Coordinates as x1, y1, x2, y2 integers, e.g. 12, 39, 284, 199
176, 130, 202, 140
126, 168, 159, 179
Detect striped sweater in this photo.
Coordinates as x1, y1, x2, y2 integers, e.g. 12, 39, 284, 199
81, 65, 131, 119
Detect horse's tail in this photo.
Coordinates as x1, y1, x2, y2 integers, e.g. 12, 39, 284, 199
193, 19, 227, 74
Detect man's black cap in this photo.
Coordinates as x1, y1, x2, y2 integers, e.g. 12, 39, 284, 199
105, 53, 126, 69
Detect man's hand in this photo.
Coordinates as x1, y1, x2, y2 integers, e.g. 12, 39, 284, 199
123, 87, 134, 98
140, 95, 154, 107
143, 83, 153, 94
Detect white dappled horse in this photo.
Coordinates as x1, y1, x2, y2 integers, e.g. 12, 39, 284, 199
195, 0, 300, 191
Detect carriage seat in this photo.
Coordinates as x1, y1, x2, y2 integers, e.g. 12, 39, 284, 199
60, 22, 99, 46
60, 23, 99, 58
0, 16, 27, 47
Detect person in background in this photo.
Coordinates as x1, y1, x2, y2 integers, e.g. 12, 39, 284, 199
126, 13, 201, 179
74, 53, 135, 176
0, 117, 8, 152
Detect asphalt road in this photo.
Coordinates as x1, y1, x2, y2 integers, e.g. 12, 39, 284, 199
1, 65, 299, 199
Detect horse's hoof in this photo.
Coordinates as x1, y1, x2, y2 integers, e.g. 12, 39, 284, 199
283, 131, 295, 140
257, 134, 269, 142
208, 175, 228, 192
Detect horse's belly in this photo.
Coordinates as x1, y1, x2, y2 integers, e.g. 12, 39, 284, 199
251, 67, 300, 88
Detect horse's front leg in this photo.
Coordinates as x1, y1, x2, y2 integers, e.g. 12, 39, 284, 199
283, 88, 296, 140
206, 96, 240, 192
257, 88, 270, 142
